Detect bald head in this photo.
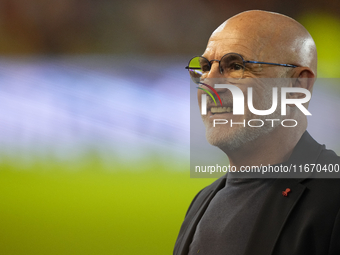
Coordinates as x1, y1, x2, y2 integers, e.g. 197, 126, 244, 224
207, 10, 317, 77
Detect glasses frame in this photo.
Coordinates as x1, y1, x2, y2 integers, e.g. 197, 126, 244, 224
185, 52, 298, 79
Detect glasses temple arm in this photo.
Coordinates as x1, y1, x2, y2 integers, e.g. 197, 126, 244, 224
244, 61, 297, 68
185, 66, 202, 69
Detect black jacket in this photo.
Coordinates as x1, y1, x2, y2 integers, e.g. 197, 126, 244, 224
174, 132, 340, 255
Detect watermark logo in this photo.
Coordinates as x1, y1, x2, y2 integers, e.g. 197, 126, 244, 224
197, 82, 222, 110
199, 83, 312, 116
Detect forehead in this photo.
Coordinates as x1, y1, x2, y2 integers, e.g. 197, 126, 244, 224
202, 22, 268, 61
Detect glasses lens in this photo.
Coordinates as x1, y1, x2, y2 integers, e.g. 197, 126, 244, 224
220, 53, 245, 79
188, 56, 210, 82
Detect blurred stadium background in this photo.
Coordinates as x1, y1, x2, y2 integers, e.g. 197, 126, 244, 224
0, 1, 340, 254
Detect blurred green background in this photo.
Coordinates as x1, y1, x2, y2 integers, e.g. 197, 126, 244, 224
0, 158, 212, 255
1, 1, 340, 254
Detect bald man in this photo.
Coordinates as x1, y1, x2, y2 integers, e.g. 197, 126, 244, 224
174, 10, 340, 255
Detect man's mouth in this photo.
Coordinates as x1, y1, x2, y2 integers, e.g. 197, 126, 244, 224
210, 106, 233, 114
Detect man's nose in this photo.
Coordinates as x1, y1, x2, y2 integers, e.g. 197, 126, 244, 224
205, 62, 223, 79
204, 62, 230, 94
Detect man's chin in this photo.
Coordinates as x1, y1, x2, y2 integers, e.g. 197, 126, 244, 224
205, 126, 246, 151
205, 124, 275, 152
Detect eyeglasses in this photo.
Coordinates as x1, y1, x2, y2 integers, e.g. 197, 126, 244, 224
185, 52, 298, 81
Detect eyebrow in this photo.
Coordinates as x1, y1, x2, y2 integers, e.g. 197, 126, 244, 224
202, 52, 248, 61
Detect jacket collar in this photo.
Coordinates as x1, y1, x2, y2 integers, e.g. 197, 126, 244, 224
174, 177, 226, 255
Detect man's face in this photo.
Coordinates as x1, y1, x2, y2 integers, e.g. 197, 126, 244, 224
197, 20, 287, 151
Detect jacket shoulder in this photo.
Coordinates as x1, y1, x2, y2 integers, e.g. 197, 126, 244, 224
317, 146, 340, 164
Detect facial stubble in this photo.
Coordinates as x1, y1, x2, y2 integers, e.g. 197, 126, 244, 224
202, 87, 283, 151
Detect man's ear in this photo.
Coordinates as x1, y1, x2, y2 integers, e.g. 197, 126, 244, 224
289, 67, 315, 99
